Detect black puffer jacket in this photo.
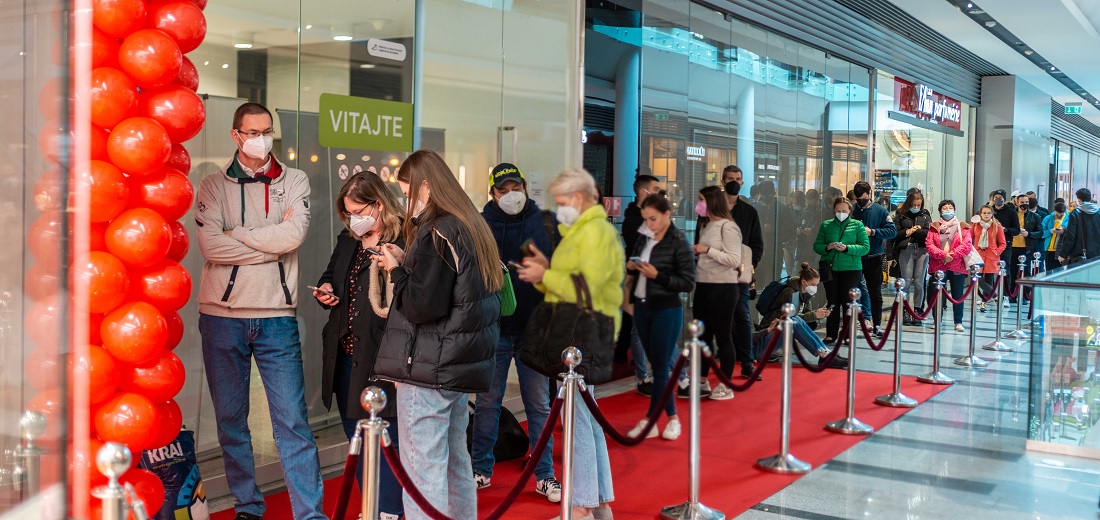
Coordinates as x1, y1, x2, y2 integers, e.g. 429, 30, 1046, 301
375, 213, 501, 393
628, 223, 696, 309
892, 208, 932, 258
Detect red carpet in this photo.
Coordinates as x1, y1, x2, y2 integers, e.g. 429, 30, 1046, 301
212, 368, 947, 520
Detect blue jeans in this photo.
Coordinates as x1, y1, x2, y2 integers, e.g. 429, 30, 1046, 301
398, 384, 477, 519
471, 334, 554, 481
198, 314, 324, 520
631, 320, 687, 383
946, 271, 967, 325
759, 318, 827, 360
735, 283, 755, 364
334, 350, 403, 516
634, 302, 682, 418
570, 384, 614, 508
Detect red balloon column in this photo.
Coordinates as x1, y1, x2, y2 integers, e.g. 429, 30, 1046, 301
32, 0, 208, 513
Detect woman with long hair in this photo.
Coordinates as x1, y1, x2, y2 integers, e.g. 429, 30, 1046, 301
814, 196, 870, 342
313, 172, 405, 518
517, 168, 623, 520
972, 204, 1006, 312
691, 185, 743, 400
892, 190, 932, 324
925, 199, 973, 332
759, 262, 845, 368
373, 149, 503, 518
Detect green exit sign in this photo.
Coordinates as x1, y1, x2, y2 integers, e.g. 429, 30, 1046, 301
1065, 105, 1083, 115
654, 113, 669, 121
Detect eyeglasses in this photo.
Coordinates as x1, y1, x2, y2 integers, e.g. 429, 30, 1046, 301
237, 129, 275, 139
343, 203, 375, 218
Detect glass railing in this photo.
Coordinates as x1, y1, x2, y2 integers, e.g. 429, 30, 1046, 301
1020, 257, 1100, 459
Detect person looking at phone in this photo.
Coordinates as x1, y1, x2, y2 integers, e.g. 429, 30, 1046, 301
625, 191, 696, 440
312, 172, 406, 519
470, 163, 561, 502
814, 196, 870, 343
620, 173, 663, 396
760, 263, 847, 368
892, 190, 932, 325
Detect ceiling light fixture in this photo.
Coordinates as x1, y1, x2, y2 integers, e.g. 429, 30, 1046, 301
332, 25, 354, 41
359, 63, 376, 69
1024, 50, 1033, 55
234, 32, 254, 49
984, 20, 996, 27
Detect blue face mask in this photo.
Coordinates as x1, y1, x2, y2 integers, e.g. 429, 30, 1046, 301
909, 207, 921, 214
941, 211, 955, 220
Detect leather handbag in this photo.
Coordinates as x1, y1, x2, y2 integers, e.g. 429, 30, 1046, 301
521, 274, 615, 384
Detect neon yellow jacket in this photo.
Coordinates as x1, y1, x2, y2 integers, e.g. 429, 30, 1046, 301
537, 204, 624, 335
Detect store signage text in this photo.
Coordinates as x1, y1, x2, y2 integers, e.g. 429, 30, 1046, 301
894, 78, 962, 131
686, 145, 706, 161
319, 93, 414, 152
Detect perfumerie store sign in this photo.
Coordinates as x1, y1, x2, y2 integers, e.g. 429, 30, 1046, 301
893, 78, 962, 131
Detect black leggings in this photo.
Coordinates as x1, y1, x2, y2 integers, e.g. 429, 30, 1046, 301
825, 269, 864, 338
694, 282, 739, 379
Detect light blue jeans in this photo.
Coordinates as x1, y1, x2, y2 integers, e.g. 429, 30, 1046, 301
398, 384, 477, 520
198, 314, 325, 520
471, 334, 554, 481
758, 317, 828, 360
570, 384, 614, 508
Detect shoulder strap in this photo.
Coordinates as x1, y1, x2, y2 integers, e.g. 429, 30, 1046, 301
570, 273, 594, 310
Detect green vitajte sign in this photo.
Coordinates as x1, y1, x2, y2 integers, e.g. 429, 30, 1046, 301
319, 93, 414, 152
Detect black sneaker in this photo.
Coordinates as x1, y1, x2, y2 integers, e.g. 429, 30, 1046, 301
767, 354, 782, 364
676, 379, 712, 399
741, 364, 762, 381
819, 355, 849, 369
636, 379, 653, 397
872, 327, 884, 339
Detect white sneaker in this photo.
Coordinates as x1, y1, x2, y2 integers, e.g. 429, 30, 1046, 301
535, 477, 562, 503
474, 472, 491, 490
700, 380, 712, 393
708, 383, 735, 400
662, 418, 682, 440
628, 419, 658, 439
1003, 296, 1010, 308
380, 514, 400, 520
955, 324, 965, 333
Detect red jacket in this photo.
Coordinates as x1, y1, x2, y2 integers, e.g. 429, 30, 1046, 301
926, 220, 973, 275
971, 220, 1006, 274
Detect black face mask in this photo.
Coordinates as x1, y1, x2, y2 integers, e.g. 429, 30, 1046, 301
994, 198, 1004, 206
724, 180, 741, 197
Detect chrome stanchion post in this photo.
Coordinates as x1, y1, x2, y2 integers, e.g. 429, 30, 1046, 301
984, 261, 1012, 352
560, 347, 583, 520
826, 289, 873, 435
662, 320, 724, 520
13, 410, 45, 499
359, 387, 388, 520
756, 305, 811, 474
876, 279, 917, 407
918, 271, 955, 384
93, 442, 131, 520
1005, 254, 1030, 340
955, 265, 989, 367
1024, 251, 1041, 329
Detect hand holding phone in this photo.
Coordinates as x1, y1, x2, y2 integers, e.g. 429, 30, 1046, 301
507, 260, 526, 271
364, 247, 382, 257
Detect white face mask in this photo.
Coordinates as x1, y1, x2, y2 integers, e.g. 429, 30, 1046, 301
804, 284, 818, 297
349, 207, 376, 237
240, 134, 273, 160
497, 191, 527, 216
638, 223, 655, 239
556, 199, 580, 226
408, 198, 426, 218
835, 212, 849, 222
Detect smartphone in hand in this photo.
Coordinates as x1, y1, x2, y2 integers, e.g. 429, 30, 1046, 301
520, 238, 535, 257
629, 256, 645, 264
507, 260, 526, 271
308, 285, 336, 298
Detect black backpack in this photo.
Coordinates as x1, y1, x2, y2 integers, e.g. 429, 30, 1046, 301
466, 402, 530, 462
755, 277, 790, 315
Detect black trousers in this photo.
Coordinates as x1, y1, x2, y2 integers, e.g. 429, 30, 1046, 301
861, 254, 885, 327
1009, 246, 1029, 301
825, 269, 864, 338
694, 282, 740, 379
1045, 250, 1060, 272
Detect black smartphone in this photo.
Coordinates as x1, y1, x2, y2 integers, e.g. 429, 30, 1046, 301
520, 238, 535, 257
364, 247, 382, 256
507, 260, 526, 271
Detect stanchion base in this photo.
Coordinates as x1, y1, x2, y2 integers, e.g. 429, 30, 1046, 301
1002, 330, 1030, 340
916, 371, 956, 385
825, 417, 874, 435
874, 392, 918, 408
660, 501, 726, 520
755, 453, 811, 474
982, 340, 1014, 352
954, 355, 989, 367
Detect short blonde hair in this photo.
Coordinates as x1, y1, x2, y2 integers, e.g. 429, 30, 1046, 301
548, 168, 598, 200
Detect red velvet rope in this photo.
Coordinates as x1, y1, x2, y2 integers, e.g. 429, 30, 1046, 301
1006, 284, 1021, 300
704, 332, 779, 391
903, 298, 936, 320
856, 303, 899, 351
578, 354, 687, 446
330, 451, 360, 520
787, 319, 849, 374
941, 279, 977, 305
379, 396, 565, 520
979, 275, 1001, 303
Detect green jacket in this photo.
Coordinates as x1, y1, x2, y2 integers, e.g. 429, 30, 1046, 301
536, 204, 625, 335
813, 217, 869, 271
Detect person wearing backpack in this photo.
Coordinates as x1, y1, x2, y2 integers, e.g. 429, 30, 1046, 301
814, 196, 870, 342
691, 186, 744, 401
759, 263, 847, 369
1057, 188, 1100, 265
471, 163, 561, 502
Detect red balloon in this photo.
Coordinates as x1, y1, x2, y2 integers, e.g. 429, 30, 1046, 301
71, 438, 109, 489
106, 208, 171, 267
188, 0, 207, 10
139, 85, 205, 143
84, 160, 130, 222
150, 399, 183, 448
93, 0, 148, 38
175, 55, 198, 92
107, 117, 171, 176
92, 28, 120, 68
121, 351, 185, 402
120, 468, 166, 515
25, 347, 62, 392
129, 259, 192, 311
129, 166, 194, 221
95, 392, 161, 451
90, 222, 109, 252
37, 78, 63, 120
146, 0, 206, 53
25, 262, 61, 302
70, 345, 121, 405
166, 221, 189, 262
92, 125, 111, 161
119, 29, 182, 89
38, 124, 65, 164
101, 301, 167, 365
165, 142, 191, 174
72, 251, 131, 314
27, 211, 66, 269
26, 388, 66, 442
26, 297, 64, 352
89, 313, 105, 345
90, 67, 137, 129
163, 310, 184, 350
32, 170, 66, 211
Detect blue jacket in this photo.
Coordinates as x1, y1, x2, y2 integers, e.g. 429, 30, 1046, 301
1040, 213, 1067, 252
483, 199, 553, 336
851, 202, 897, 256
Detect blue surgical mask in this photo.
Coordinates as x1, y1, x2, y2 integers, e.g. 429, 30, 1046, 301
941, 211, 955, 220
909, 207, 921, 214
